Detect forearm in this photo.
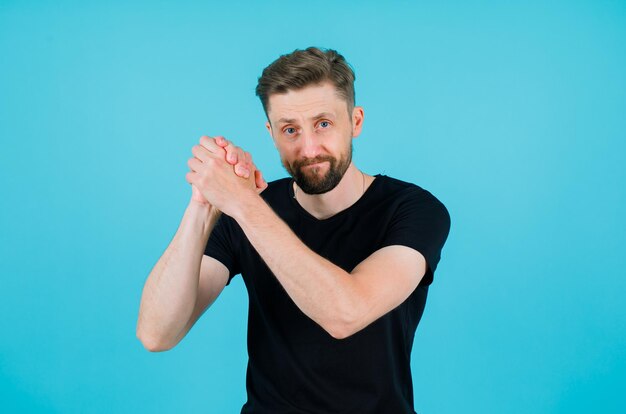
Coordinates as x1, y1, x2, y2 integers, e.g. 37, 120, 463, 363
232, 194, 359, 339
136, 202, 220, 351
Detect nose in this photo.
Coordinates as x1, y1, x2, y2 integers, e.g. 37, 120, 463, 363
299, 128, 322, 159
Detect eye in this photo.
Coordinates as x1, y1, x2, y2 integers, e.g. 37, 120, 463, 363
284, 127, 297, 135
319, 121, 330, 128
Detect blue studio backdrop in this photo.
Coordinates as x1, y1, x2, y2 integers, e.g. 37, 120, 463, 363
1, 1, 625, 413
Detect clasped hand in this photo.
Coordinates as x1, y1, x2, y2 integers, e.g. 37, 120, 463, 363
185, 135, 267, 216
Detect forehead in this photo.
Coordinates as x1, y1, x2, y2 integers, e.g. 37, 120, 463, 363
267, 82, 348, 123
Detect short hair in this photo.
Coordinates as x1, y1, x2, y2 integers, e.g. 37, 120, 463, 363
255, 47, 356, 117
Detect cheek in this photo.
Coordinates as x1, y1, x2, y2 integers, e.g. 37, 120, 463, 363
276, 147, 295, 165
277, 142, 299, 157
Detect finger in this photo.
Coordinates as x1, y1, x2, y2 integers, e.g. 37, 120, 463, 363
255, 170, 268, 192
199, 135, 226, 156
233, 149, 250, 178
235, 162, 250, 179
248, 157, 261, 177
238, 147, 247, 166
223, 142, 241, 165
185, 171, 198, 184
241, 151, 252, 178
214, 136, 228, 147
191, 144, 213, 162
187, 157, 203, 172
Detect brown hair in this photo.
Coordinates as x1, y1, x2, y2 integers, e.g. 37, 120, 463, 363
255, 47, 356, 116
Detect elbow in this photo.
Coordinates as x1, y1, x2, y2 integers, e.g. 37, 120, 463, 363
323, 313, 361, 340
136, 329, 174, 352
327, 326, 352, 340
326, 322, 361, 340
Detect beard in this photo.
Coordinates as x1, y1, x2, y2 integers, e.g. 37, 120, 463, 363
284, 142, 353, 195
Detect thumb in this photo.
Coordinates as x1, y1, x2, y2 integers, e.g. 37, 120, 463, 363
255, 169, 268, 192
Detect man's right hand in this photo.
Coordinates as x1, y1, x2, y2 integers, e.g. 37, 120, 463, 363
188, 135, 267, 207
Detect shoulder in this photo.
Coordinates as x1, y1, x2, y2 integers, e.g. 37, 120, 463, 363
374, 175, 452, 279
374, 175, 450, 220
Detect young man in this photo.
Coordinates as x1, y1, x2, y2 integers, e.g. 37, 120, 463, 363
137, 47, 451, 413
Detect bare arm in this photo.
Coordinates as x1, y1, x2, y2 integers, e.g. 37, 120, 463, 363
231, 194, 426, 340
136, 135, 266, 352
136, 202, 228, 352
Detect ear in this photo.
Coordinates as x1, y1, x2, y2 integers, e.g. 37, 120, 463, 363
265, 121, 278, 148
351, 106, 365, 138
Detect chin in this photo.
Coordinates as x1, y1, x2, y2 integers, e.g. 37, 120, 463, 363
297, 172, 343, 195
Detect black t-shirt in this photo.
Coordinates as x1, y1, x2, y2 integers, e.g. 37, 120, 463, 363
205, 174, 451, 413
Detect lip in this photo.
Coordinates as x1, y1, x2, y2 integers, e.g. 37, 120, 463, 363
303, 161, 328, 168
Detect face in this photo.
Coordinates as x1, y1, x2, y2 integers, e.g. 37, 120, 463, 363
265, 82, 364, 194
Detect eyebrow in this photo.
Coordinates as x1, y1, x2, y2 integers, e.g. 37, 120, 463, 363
276, 112, 335, 125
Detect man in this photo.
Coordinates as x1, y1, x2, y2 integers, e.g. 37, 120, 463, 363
137, 47, 451, 413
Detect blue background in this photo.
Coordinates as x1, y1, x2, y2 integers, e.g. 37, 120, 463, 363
1, 1, 625, 413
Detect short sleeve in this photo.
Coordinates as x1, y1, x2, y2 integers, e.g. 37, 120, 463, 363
204, 213, 242, 286
380, 188, 451, 286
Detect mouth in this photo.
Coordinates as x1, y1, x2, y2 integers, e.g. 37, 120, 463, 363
301, 162, 330, 175
303, 161, 327, 168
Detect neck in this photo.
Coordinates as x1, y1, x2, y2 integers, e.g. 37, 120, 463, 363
293, 163, 371, 220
